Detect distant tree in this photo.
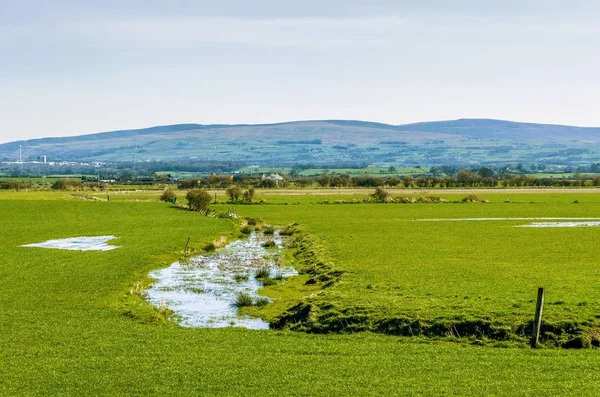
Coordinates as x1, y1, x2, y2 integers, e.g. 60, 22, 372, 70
388, 166, 397, 174
388, 176, 401, 187
226, 186, 243, 202
119, 170, 137, 182
51, 178, 81, 191
317, 174, 331, 187
294, 178, 312, 188
260, 178, 276, 188
242, 187, 255, 203
186, 189, 212, 212
478, 167, 494, 178
371, 187, 390, 202
51, 179, 68, 190
160, 189, 177, 203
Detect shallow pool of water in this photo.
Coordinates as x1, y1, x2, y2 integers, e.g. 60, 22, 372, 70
146, 231, 297, 330
517, 221, 600, 228
21, 236, 120, 251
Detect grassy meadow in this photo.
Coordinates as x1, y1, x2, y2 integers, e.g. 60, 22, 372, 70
232, 193, 600, 345
2, 190, 600, 395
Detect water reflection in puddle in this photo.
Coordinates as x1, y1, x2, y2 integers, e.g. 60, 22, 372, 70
146, 232, 297, 330
517, 221, 600, 228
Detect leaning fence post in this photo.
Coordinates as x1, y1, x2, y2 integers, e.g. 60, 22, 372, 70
531, 287, 545, 348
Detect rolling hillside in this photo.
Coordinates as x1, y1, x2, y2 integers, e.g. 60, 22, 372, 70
2, 119, 599, 167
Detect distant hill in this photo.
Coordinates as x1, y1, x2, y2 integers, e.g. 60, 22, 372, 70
2, 119, 599, 167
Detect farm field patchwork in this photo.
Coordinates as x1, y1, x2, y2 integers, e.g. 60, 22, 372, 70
2, 191, 600, 395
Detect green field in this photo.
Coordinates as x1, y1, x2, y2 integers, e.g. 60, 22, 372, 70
2, 191, 600, 395
232, 194, 600, 345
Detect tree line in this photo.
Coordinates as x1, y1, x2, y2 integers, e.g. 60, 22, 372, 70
176, 171, 600, 189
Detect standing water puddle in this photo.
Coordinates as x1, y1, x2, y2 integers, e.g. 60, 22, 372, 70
22, 236, 119, 251
517, 221, 600, 228
146, 232, 297, 330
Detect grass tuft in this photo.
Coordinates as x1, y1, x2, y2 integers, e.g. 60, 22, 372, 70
231, 292, 254, 308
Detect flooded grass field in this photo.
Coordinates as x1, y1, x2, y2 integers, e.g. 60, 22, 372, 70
147, 232, 297, 329
3, 191, 600, 395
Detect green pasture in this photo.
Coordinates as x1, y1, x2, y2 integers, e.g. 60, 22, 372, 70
233, 193, 600, 343
2, 191, 600, 395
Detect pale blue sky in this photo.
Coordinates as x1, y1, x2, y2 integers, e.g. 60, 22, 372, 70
1, 1, 599, 143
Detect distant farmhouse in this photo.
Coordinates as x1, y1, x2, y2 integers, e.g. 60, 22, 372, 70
261, 173, 285, 186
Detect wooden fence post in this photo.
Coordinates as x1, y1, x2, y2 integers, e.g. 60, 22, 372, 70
531, 287, 545, 348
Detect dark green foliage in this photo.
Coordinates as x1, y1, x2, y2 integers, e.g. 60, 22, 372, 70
159, 189, 176, 203
51, 178, 82, 191
186, 189, 212, 211
203, 242, 217, 252
226, 186, 243, 202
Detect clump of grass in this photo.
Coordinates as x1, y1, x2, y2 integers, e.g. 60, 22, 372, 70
240, 225, 253, 234
255, 297, 270, 307
398, 196, 417, 203
261, 276, 277, 286
462, 195, 488, 203
158, 300, 169, 315
278, 224, 298, 236
262, 240, 277, 248
255, 267, 270, 279
130, 281, 148, 299
231, 292, 254, 308
233, 274, 249, 282
263, 226, 275, 235
243, 217, 264, 230
417, 196, 447, 203
255, 267, 278, 286
203, 242, 217, 251
231, 292, 270, 308
213, 235, 228, 248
